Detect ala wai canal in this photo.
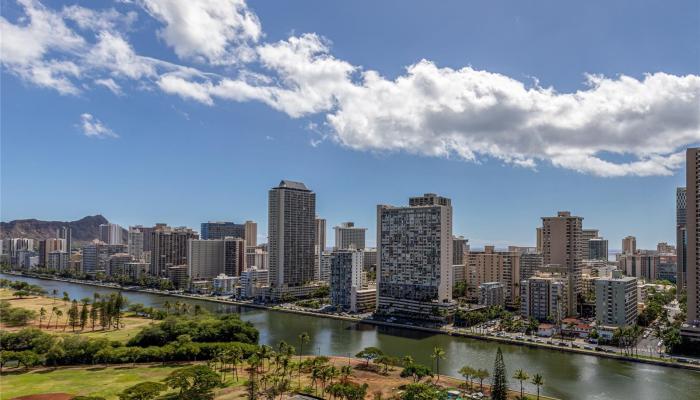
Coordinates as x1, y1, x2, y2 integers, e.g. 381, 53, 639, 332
3, 274, 699, 400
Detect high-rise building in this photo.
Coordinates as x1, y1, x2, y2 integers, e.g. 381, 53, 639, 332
2, 238, 34, 266
107, 253, 134, 277
536, 227, 543, 253
47, 251, 69, 271
244, 221, 257, 247
127, 227, 144, 260
315, 217, 326, 252
581, 229, 599, 258
268, 181, 316, 294
39, 238, 66, 266
541, 211, 583, 316
466, 246, 520, 306
677, 187, 688, 291
330, 249, 365, 311
246, 245, 268, 270
452, 236, 469, 266
508, 246, 542, 281
99, 223, 124, 245
57, 226, 72, 253
188, 240, 225, 280
81, 240, 127, 273
622, 236, 637, 255
683, 148, 700, 341
520, 273, 569, 322
150, 226, 198, 277
223, 237, 246, 277
200, 222, 245, 240
588, 238, 609, 261
241, 267, 269, 298
595, 275, 638, 327
618, 253, 659, 281
377, 193, 454, 321
334, 222, 367, 250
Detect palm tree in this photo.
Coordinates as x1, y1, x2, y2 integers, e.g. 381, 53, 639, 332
431, 346, 446, 382
55, 309, 63, 329
51, 289, 58, 305
513, 369, 529, 400
297, 332, 310, 387
340, 365, 352, 383
38, 307, 46, 329
531, 373, 544, 400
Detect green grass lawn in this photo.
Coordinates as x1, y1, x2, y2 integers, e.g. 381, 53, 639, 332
1, 364, 187, 399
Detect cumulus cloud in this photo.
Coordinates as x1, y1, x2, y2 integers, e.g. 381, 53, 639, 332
0, 0, 86, 94
80, 113, 118, 138
138, 0, 261, 64
2, 0, 698, 176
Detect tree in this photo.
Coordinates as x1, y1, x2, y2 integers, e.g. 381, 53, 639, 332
400, 383, 448, 400
531, 373, 544, 400
491, 348, 508, 400
54, 309, 63, 330
80, 302, 89, 330
356, 346, 383, 367
430, 346, 446, 381
164, 365, 220, 400
68, 300, 79, 332
513, 369, 529, 400
459, 366, 474, 389
89, 303, 99, 331
118, 382, 166, 400
400, 363, 432, 383
62, 291, 70, 306
475, 369, 489, 393
297, 332, 310, 386
39, 307, 47, 329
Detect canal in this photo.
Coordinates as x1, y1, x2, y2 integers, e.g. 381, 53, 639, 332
3, 274, 699, 400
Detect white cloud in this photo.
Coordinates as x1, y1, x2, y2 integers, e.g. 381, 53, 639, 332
138, 0, 261, 64
0, 0, 86, 94
94, 78, 123, 95
87, 31, 156, 79
62, 5, 137, 33
80, 113, 118, 138
2, 0, 698, 177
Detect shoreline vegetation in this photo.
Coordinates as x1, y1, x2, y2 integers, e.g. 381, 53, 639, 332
1, 280, 555, 400
4, 271, 698, 373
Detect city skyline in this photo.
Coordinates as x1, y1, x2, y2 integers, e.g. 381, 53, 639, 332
2, 0, 699, 249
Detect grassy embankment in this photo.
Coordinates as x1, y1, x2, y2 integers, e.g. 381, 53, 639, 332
0, 288, 152, 343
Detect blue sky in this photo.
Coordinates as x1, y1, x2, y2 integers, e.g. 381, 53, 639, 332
1, 0, 699, 249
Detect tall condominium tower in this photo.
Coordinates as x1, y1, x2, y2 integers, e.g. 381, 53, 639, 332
588, 238, 609, 261
541, 211, 583, 316
188, 237, 246, 280
677, 187, 688, 291
150, 226, 198, 277
334, 222, 367, 250
315, 217, 326, 252
99, 223, 124, 245
268, 181, 316, 290
377, 193, 454, 321
200, 221, 245, 240
452, 236, 469, 266
683, 148, 700, 342
57, 226, 71, 252
622, 236, 637, 255
466, 245, 520, 307
127, 227, 144, 260
244, 220, 257, 247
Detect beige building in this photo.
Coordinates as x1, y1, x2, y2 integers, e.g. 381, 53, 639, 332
244, 221, 257, 247
541, 211, 583, 316
466, 246, 520, 306
622, 236, 637, 255
683, 148, 700, 342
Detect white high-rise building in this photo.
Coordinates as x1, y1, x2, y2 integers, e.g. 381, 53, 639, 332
127, 227, 144, 260
595, 275, 638, 327
268, 181, 316, 297
377, 193, 454, 321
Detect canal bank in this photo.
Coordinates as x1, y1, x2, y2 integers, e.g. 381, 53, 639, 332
5, 271, 697, 372
3, 273, 700, 400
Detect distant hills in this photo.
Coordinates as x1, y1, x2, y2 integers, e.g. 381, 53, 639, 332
0, 215, 111, 246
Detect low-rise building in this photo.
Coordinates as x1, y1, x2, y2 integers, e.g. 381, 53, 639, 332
351, 286, 377, 313
212, 274, 238, 295
240, 267, 269, 299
